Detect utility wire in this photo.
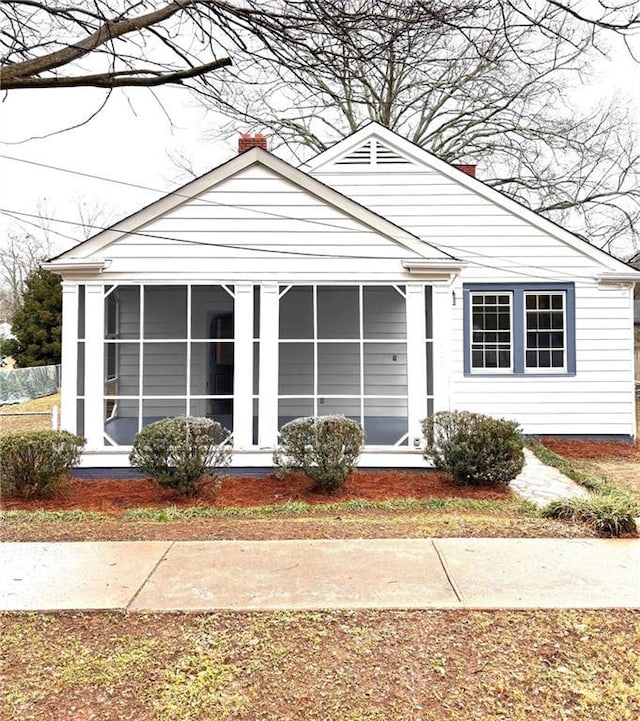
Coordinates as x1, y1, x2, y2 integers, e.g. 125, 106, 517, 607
0, 153, 607, 283
0, 206, 596, 285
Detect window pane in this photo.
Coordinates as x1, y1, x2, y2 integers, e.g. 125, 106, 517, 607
78, 285, 85, 339
144, 286, 186, 339
317, 286, 359, 338
104, 398, 139, 446
77, 342, 85, 396
280, 286, 313, 339
525, 293, 565, 370
426, 341, 433, 396
143, 342, 187, 395
279, 343, 313, 394
104, 343, 139, 396
279, 398, 314, 428
253, 341, 259, 395
470, 293, 511, 370
425, 286, 433, 339
364, 399, 407, 445
253, 286, 260, 339
142, 399, 187, 424
105, 286, 140, 339
364, 343, 407, 394
191, 286, 234, 339
318, 343, 360, 394
318, 398, 361, 422
363, 286, 406, 339
190, 342, 234, 395
77, 399, 85, 437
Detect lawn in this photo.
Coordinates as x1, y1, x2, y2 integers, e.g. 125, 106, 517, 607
1, 609, 638, 721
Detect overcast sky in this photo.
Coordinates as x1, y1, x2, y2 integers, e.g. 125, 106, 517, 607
0, 38, 639, 258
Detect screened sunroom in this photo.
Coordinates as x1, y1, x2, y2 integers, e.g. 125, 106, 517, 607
72, 281, 436, 462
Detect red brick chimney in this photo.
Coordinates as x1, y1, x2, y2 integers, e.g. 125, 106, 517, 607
238, 132, 267, 153
454, 164, 476, 177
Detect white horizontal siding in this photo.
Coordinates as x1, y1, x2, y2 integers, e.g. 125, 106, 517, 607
313, 169, 613, 279
446, 280, 635, 436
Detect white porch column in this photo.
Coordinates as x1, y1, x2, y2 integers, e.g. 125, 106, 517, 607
84, 284, 105, 448
431, 282, 454, 413
59, 282, 78, 433
232, 283, 253, 448
258, 282, 279, 448
405, 283, 427, 447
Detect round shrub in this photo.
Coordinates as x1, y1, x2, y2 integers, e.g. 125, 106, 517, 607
0, 430, 85, 500
273, 415, 364, 494
129, 416, 231, 497
422, 410, 524, 486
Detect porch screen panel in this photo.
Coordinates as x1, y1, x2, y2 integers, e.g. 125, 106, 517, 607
105, 286, 140, 339
364, 398, 407, 445
317, 343, 360, 394
317, 286, 359, 338
363, 286, 406, 339
102, 284, 239, 445
277, 284, 409, 446
191, 286, 234, 339
280, 286, 313, 338
279, 343, 313, 394
144, 286, 187, 339
142, 343, 187, 395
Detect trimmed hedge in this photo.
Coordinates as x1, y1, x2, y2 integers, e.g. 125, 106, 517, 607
273, 415, 364, 494
422, 410, 524, 486
129, 416, 231, 497
0, 430, 85, 500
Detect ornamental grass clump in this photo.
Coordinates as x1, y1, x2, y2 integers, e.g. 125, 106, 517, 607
0, 430, 85, 500
273, 415, 364, 494
422, 410, 524, 486
129, 417, 231, 497
542, 493, 638, 537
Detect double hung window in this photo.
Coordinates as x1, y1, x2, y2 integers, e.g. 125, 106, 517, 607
464, 284, 575, 375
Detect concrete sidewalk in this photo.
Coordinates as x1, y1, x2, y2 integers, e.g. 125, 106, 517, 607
1, 538, 638, 611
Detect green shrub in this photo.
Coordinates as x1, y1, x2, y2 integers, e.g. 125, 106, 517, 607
273, 415, 364, 494
0, 430, 85, 500
129, 417, 231, 497
422, 410, 524, 486
542, 494, 638, 537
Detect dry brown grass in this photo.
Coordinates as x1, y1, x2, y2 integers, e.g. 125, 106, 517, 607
0, 393, 60, 435
2, 610, 638, 721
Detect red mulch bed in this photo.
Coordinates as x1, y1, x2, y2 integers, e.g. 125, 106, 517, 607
1, 470, 511, 513
541, 437, 640, 461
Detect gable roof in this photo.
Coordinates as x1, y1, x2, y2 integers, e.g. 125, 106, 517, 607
305, 122, 638, 276
51, 145, 457, 264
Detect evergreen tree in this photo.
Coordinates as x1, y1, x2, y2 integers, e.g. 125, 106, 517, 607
1, 269, 62, 367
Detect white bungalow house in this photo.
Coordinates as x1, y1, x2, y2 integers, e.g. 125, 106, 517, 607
45, 123, 639, 468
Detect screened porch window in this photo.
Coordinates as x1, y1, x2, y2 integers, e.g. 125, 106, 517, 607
278, 285, 409, 446
102, 284, 235, 446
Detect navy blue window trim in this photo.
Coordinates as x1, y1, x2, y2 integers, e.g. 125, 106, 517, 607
463, 283, 576, 376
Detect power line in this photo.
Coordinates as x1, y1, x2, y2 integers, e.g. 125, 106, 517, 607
0, 205, 596, 284
0, 153, 604, 282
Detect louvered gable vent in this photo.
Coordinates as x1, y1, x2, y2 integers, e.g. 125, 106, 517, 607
335, 139, 413, 166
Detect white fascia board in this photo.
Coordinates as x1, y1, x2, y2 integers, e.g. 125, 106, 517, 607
401, 258, 467, 282
595, 272, 640, 286
54, 146, 454, 263
42, 259, 110, 277
306, 122, 635, 274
